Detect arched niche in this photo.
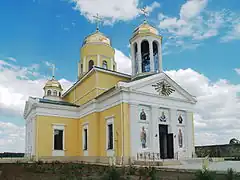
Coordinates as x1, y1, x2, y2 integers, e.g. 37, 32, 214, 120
141, 40, 150, 73
47, 90, 51, 96
153, 41, 159, 72
88, 60, 94, 71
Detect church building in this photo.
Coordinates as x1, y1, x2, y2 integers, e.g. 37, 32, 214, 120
23, 19, 197, 163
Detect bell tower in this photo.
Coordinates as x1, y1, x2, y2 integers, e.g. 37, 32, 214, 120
130, 10, 162, 79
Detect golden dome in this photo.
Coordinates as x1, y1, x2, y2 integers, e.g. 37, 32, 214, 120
83, 31, 111, 46
133, 21, 158, 36
44, 78, 63, 90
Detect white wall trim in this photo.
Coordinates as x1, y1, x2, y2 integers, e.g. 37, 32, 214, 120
106, 117, 114, 156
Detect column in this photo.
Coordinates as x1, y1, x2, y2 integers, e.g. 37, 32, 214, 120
110, 58, 114, 70
158, 41, 163, 72
151, 106, 159, 153
97, 55, 100, 67
186, 112, 194, 158
130, 44, 135, 76
149, 40, 154, 72
170, 109, 177, 159
83, 57, 86, 72
137, 41, 142, 74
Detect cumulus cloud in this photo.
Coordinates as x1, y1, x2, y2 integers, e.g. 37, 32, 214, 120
70, 0, 160, 24
0, 122, 25, 153
222, 23, 240, 42
235, 68, 240, 75
158, 0, 240, 53
0, 59, 73, 117
114, 49, 132, 74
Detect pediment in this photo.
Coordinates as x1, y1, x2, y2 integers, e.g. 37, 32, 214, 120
124, 73, 196, 103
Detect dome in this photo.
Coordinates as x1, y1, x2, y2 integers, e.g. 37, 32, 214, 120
44, 78, 63, 90
83, 31, 111, 46
133, 21, 158, 36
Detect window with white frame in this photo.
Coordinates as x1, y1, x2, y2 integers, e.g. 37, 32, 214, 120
54, 129, 64, 150
82, 124, 88, 151
106, 117, 114, 150
107, 124, 113, 149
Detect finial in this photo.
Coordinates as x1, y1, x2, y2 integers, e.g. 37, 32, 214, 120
93, 13, 102, 31
140, 7, 149, 23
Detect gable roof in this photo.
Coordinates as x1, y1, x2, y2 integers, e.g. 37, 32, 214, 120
62, 66, 131, 97
117, 72, 197, 103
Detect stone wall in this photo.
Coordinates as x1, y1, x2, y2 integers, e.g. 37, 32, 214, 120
195, 144, 240, 157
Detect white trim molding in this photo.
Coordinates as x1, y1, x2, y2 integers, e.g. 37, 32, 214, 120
105, 116, 114, 156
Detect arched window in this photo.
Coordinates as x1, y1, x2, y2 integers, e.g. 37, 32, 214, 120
53, 90, 57, 96
59, 92, 61, 97
113, 65, 116, 71
88, 60, 94, 71
47, 90, 51, 96
153, 41, 159, 72
134, 43, 138, 74
141, 40, 150, 73
102, 60, 108, 69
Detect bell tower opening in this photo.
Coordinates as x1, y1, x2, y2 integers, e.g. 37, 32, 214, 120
141, 40, 150, 73
153, 41, 159, 72
130, 20, 162, 79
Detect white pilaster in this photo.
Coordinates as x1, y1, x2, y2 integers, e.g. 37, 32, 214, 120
137, 42, 142, 74
158, 42, 163, 72
97, 55, 100, 67
149, 40, 154, 72
170, 109, 177, 158
186, 112, 193, 158
151, 106, 159, 153
110, 58, 114, 70
129, 104, 139, 157
83, 57, 86, 72
130, 44, 135, 76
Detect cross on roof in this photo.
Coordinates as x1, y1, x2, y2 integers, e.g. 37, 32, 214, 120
140, 7, 149, 22
93, 13, 102, 31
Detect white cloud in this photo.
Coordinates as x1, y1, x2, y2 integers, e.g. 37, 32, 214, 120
0, 122, 25, 153
0, 59, 73, 117
222, 23, 240, 42
70, 0, 160, 24
235, 68, 240, 75
7, 57, 17, 62
180, 0, 208, 20
114, 49, 132, 74
158, 0, 240, 52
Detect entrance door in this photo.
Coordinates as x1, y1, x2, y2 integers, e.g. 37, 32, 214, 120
167, 133, 174, 159
159, 125, 168, 159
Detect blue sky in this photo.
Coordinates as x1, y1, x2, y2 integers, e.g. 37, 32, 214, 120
0, 0, 240, 152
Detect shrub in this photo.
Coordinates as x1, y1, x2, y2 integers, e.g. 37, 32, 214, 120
194, 169, 216, 180
102, 166, 121, 180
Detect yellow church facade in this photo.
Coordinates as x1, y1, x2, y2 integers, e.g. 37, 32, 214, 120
24, 20, 197, 163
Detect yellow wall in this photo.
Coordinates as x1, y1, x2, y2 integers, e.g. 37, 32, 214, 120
77, 103, 130, 157
63, 70, 130, 106
36, 116, 79, 157
80, 43, 115, 74
35, 103, 130, 158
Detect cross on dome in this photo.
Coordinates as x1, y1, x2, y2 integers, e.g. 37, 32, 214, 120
50, 63, 56, 79
93, 13, 103, 31
140, 7, 149, 22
